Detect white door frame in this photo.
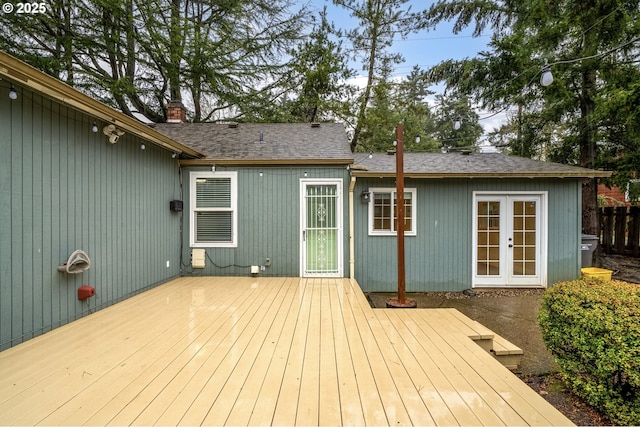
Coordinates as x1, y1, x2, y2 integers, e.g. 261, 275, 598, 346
300, 179, 343, 277
472, 191, 547, 288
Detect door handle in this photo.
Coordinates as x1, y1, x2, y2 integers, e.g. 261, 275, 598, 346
508, 244, 513, 248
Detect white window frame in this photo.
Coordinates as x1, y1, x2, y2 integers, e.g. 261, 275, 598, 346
190, 171, 238, 248
368, 187, 417, 236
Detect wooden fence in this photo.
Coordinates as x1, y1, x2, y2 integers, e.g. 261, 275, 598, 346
599, 206, 640, 257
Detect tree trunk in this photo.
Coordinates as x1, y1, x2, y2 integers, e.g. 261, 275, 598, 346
579, 66, 598, 235
577, 13, 599, 235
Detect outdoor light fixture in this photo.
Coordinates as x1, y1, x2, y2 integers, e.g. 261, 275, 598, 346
91, 122, 98, 133
540, 65, 554, 87
360, 189, 370, 203
211, 164, 216, 173
304, 171, 308, 177
140, 143, 145, 150
8, 84, 17, 100
172, 152, 178, 159
259, 170, 263, 177
368, 152, 373, 159
453, 116, 462, 130
103, 124, 124, 144
415, 135, 421, 144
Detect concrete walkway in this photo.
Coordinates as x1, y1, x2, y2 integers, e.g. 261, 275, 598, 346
366, 291, 558, 376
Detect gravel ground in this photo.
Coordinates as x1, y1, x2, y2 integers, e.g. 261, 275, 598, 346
597, 253, 640, 284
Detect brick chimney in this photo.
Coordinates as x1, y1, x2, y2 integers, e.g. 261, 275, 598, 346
167, 100, 187, 123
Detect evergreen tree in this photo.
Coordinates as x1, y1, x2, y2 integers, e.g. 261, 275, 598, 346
243, 7, 357, 123
333, 0, 428, 152
421, 0, 640, 233
0, 0, 307, 122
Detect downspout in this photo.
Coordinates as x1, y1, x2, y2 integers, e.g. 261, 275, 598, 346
349, 176, 356, 279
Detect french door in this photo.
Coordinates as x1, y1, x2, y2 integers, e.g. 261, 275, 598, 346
301, 180, 343, 277
473, 193, 546, 287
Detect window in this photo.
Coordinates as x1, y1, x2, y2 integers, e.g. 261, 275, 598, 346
368, 188, 416, 236
190, 171, 237, 247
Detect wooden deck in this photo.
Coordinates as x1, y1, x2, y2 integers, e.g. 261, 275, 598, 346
0, 277, 572, 426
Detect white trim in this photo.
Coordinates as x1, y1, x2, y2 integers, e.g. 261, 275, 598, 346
300, 179, 343, 277
472, 191, 548, 288
367, 187, 417, 236
189, 171, 238, 248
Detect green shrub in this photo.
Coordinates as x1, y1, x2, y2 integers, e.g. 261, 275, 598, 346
539, 278, 640, 425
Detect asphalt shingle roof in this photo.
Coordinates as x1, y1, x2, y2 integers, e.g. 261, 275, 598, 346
352, 152, 610, 178
152, 122, 353, 164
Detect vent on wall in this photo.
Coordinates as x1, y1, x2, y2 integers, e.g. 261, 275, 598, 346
311, 122, 320, 128
228, 122, 239, 128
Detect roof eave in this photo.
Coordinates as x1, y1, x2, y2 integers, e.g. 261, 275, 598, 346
0, 51, 203, 159
351, 171, 613, 179
180, 158, 354, 167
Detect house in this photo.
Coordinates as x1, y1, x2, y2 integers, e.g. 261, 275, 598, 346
1, 50, 610, 351
0, 51, 203, 350
598, 182, 639, 206
350, 152, 610, 291
152, 117, 353, 278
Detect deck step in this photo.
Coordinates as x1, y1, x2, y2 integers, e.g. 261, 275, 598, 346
489, 335, 524, 371
444, 309, 523, 371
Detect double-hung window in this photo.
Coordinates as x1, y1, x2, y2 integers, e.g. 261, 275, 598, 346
190, 171, 238, 247
368, 188, 416, 236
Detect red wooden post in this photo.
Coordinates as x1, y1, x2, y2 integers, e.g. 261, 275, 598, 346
396, 125, 406, 303
386, 124, 416, 308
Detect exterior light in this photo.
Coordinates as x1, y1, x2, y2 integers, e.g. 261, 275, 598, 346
92, 123, 98, 133
9, 84, 17, 100
368, 152, 373, 159
453, 117, 461, 130
415, 135, 421, 144
540, 66, 554, 87
259, 170, 263, 177
211, 164, 216, 173
360, 189, 370, 203
172, 152, 178, 159
304, 171, 308, 177
140, 143, 145, 150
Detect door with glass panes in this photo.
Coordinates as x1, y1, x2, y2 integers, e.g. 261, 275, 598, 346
301, 180, 342, 277
473, 193, 546, 287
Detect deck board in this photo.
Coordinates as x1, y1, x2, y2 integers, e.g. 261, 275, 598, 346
0, 276, 573, 426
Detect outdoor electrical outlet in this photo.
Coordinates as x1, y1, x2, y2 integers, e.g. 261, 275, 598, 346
265, 258, 271, 267
260, 265, 266, 271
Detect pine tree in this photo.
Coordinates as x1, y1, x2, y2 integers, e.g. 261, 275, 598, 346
421, 0, 640, 233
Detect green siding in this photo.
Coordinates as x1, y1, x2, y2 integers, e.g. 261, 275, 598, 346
0, 83, 182, 350
354, 177, 582, 292
182, 166, 350, 277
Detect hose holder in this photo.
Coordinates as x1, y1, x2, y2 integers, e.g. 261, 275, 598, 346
57, 250, 91, 274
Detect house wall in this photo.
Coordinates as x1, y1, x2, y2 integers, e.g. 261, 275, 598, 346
181, 166, 351, 277
353, 177, 582, 292
0, 83, 182, 350
598, 184, 629, 206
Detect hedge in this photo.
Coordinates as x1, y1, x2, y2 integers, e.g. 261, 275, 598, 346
539, 278, 640, 425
